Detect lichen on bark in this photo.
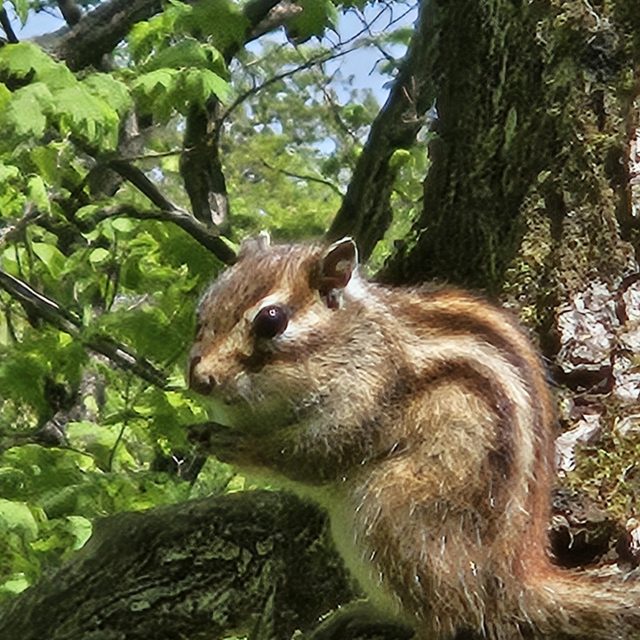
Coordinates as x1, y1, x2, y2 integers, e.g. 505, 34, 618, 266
385, 0, 640, 328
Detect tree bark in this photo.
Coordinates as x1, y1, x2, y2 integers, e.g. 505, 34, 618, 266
382, 0, 640, 322
0, 491, 356, 640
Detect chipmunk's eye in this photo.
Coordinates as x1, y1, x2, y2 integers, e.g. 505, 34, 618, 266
252, 305, 289, 339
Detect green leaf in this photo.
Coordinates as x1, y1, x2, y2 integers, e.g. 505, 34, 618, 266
75, 204, 101, 221
64, 515, 93, 550
111, 218, 136, 233
66, 421, 135, 471
389, 148, 411, 169
131, 65, 230, 119
144, 38, 225, 74
29, 142, 76, 188
184, 0, 249, 52
0, 82, 53, 140
0, 445, 97, 503
0, 352, 48, 416
27, 175, 51, 214
0, 43, 74, 90
287, 0, 337, 40
31, 242, 66, 277
0, 82, 10, 111
131, 68, 180, 120
52, 84, 120, 149
89, 247, 111, 264
0, 574, 30, 596
82, 74, 132, 116
0, 499, 39, 540
179, 68, 231, 109
0, 163, 19, 183
128, 0, 194, 63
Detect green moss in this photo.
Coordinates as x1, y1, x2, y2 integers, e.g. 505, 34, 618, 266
566, 413, 640, 521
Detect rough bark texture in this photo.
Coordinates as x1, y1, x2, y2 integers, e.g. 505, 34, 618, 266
49, 0, 164, 70
0, 485, 620, 640
382, 0, 640, 326
0, 491, 355, 640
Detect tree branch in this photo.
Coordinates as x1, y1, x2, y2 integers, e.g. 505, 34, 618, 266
47, 0, 287, 71
326, 0, 437, 261
0, 491, 357, 640
0, 205, 41, 247
179, 104, 230, 228
93, 204, 237, 265
107, 159, 182, 213
45, 0, 158, 70
178, 0, 285, 230
0, 270, 169, 388
56, 0, 83, 26
0, 8, 18, 44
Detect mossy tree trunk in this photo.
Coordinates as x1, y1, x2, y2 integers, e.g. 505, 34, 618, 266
384, 0, 640, 335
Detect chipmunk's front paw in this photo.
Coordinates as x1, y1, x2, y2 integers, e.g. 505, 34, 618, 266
187, 421, 246, 463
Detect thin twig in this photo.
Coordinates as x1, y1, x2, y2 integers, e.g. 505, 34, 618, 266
260, 159, 343, 196
94, 204, 237, 265
0, 269, 170, 388
0, 204, 41, 248
221, 45, 361, 122
108, 379, 131, 471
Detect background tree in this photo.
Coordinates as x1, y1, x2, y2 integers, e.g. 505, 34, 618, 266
0, 1, 639, 639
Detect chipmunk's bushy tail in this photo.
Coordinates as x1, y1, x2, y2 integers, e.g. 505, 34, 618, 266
525, 564, 640, 639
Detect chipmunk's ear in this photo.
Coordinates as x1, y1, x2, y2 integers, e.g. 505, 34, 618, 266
239, 231, 271, 258
314, 237, 358, 308
321, 237, 358, 288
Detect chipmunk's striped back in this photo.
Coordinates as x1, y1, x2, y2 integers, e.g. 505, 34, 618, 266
189, 236, 640, 639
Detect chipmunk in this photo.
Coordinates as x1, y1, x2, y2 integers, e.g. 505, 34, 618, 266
188, 234, 640, 640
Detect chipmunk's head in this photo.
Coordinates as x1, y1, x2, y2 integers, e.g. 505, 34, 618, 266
188, 233, 362, 430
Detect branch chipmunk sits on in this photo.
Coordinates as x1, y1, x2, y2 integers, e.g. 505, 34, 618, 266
187, 233, 640, 640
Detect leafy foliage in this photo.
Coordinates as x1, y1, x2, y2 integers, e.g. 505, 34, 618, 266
0, 0, 416, 604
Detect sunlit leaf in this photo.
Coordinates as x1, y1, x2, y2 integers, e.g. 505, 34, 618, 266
143, 38, 225, 75
31, 242, 66, 277
82, 74, 132, 116
52, 84, 120, 148
89, 247, 111, 264
0, 42, 74, 89
179, 68, 231, 109
0, 499, 39, 541
287, 0, 338, 40
0, 82, 53, 140
26, 176, 51, 214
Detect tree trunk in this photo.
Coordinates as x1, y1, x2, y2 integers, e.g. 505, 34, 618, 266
383, 0, 640, 333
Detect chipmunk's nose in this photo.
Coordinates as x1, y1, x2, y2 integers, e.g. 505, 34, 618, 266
188, 355, 217, 395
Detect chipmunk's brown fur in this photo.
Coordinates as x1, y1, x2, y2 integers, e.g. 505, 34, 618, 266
188, 235, 640, 640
